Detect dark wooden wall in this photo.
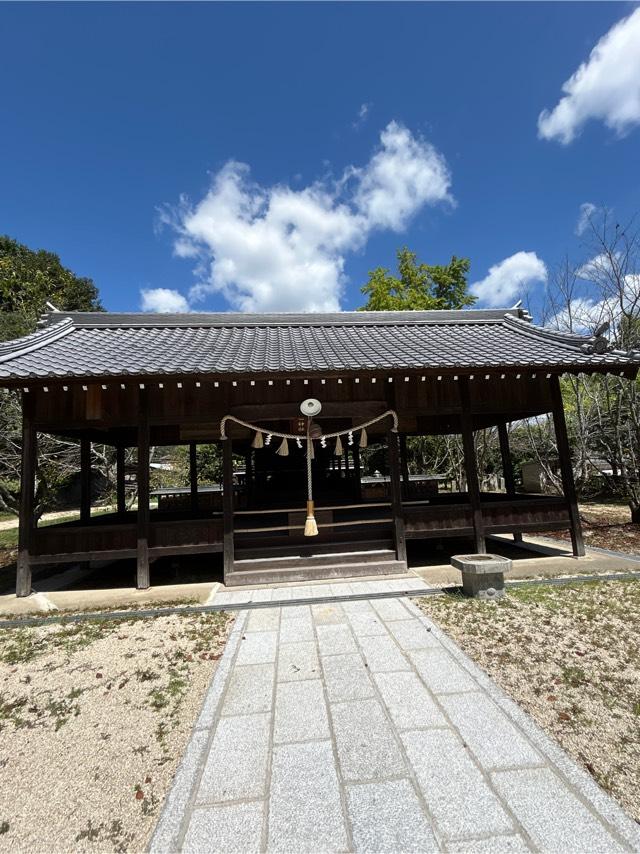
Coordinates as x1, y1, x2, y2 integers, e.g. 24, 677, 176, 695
30, 371, 555, 442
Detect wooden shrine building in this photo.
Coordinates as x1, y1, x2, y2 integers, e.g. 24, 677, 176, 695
1, 307, 638, 596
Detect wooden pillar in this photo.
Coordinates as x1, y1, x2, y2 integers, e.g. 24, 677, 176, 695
16, 393, 36, 598
245, 449, 254, 507
136, 390, 150, 589
189, 442, 198, 515
497, 421, 523, 543
387, 430, 407, 565
80, 438, 91, 524
550, 376, 585, 557
399, 434, 410, 498
352, 444, 362, 502
459, 378, 486, 554
116, 445, 126, 514
222, 437, 234, 581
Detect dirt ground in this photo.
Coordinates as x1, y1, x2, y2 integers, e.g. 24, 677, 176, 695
553, 500, 640, 554
417, 579, 640, 823
0, 609, 233, 853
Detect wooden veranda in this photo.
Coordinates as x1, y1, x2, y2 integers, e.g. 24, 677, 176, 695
2, 308, 637, 595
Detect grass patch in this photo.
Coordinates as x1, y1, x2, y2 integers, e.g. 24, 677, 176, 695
0, 529, 17, 550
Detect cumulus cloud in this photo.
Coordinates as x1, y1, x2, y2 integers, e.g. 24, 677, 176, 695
140, 287, 190, 313
575, 252, 614, 282
538, 8, 640, 144
353, 122, 453, 231
470, 251, 548, 307
157, 121, 453, 313
575, 202, 597, 236
552, 296, 610, 334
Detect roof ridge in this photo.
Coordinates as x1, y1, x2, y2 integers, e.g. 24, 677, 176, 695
0, 318, 75, 365
504, 313, 612, 354
39, 308, 522, 329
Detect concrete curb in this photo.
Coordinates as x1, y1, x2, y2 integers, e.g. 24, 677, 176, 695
148, 609, 249, 853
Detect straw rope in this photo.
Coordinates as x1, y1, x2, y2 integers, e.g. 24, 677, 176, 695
219, 408, 398, 537
219, 409, 398, 441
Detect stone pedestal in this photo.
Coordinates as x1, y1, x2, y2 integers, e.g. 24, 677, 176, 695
451, 554, 511, 600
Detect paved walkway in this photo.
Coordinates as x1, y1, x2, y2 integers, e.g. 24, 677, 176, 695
150, 585, 640, 853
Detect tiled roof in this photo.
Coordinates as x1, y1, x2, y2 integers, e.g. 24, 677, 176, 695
0, 309, 636, 381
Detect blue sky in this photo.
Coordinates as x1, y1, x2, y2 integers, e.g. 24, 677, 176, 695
1, 2, 639, 319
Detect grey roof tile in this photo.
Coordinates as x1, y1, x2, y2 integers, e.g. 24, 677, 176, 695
0, 309, 636, 381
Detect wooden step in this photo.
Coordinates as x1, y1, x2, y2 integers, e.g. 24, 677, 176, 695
234, 548, 396, 572
225, 558, 407, 587
234, 538, 394, 561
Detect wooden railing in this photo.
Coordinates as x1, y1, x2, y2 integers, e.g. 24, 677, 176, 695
403, 494, 570, 540
31, 512, 223, 564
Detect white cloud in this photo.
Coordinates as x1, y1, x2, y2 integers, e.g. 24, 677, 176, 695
353, 122, 453, 231
471, 251, 548, 307
353, 102, 371, 128
552, 296, 609, 334
158, 121, 453, 312
140, 287, 190, 313
575, 252, 615, 282
575, 202, 597, 236
538, 8, 640, 144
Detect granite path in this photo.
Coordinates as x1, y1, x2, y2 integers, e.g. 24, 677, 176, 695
150, 580, 640, 853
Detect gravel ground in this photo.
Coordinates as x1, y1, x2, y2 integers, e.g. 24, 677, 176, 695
0, 609, 233, 853
417, 579, 640, 823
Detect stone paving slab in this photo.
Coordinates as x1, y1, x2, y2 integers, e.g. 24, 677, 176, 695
182, 802, 264, 854
274, 679, 329, 744
268, 740, 348, 852
151, 579, 640, 853
346, 779, 439, 853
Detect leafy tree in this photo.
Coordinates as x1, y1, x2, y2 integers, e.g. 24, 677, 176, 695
0, 235, 102, 341
0, 236, 103, 516
360, 247, 476, 311
153, 444, 224, 490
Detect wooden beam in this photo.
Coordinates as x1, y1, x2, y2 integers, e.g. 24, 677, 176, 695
116, 444, 126, 514
497, 421, 522, 543
222, 437, 234, 581
80, 438, 91, 524
17, 393, 36, 597
189, 442, 198, 514
550, 376, 585, 557
458, 378, 486, 553
387, 430, 407, 565
136, 389, 151, 588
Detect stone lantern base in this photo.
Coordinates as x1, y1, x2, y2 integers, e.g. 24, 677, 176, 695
450, 554, 512, 600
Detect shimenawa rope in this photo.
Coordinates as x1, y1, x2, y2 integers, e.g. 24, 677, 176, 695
220, 410, 398, 536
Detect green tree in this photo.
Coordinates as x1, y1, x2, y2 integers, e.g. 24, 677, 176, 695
0, 235, 102, 341
360, 247, 476, 311
0, 236, 103, 516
